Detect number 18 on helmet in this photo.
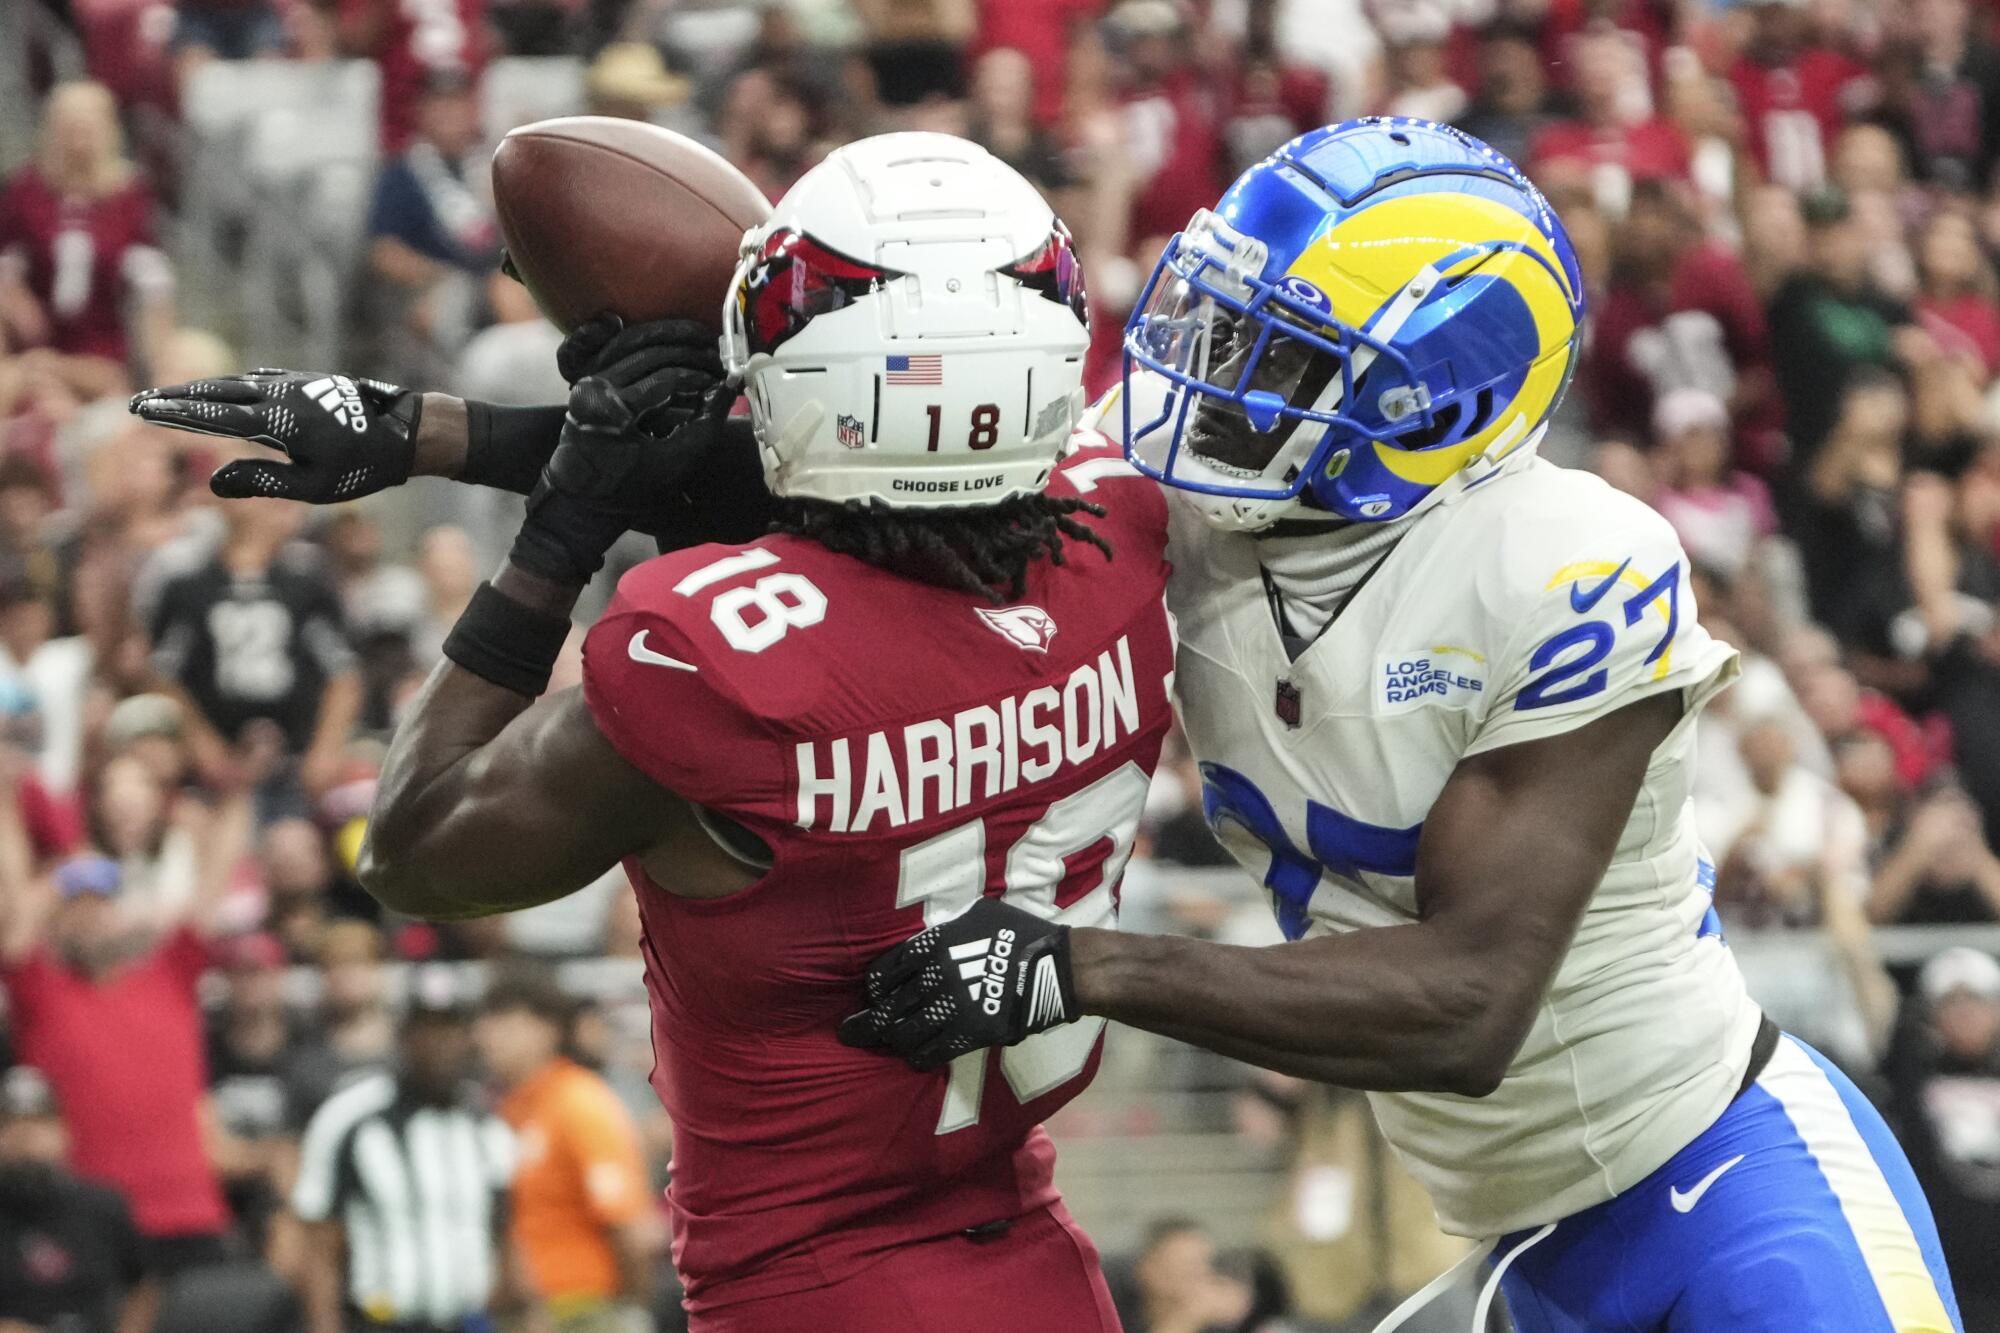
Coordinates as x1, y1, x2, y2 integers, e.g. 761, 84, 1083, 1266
722, 133, 1091, 511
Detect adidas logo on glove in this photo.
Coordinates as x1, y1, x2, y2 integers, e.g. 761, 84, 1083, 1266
947, 929, 1067, 1024
303, 376, 370, 434
952, 929, 1017, 1015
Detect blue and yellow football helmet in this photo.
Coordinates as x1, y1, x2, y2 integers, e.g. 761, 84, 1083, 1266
1122, 117, 1585, 529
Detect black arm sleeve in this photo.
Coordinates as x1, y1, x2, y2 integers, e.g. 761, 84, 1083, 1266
461, 401, 566, 496
463, 405, 780, 551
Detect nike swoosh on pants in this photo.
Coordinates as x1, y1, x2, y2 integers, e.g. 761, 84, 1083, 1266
1668, 1153, 1745, 1213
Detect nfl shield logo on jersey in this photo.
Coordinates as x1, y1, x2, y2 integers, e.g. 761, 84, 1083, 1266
975, 605, 1059, 652
835, 413, 865, 449
1274, 679, 1302, 729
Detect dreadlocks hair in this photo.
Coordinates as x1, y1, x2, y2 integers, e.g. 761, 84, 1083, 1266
772, 491, 1114, 603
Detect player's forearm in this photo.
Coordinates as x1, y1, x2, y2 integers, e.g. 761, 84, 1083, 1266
303, 672, 363, 780
1069, 923, 1531, 1096
115, 1279, 161, 1333
1073, 698, 1673, 1099
361, 665, 548, 917
361, 565, 581, 918
414, 395, 568, 495
612, 1220, 658, 1304
296, 1225, 345, 1333
1865, 840, 1927, 924
0, 780, 39, 961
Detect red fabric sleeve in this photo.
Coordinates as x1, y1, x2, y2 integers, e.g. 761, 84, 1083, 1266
16, 777, 83, 861
580, 575, 785, 812
157, 926, 211, 991
0, 947, 56, 1025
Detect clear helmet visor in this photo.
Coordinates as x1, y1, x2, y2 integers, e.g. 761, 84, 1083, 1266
1123, 216, 1434, 503
1128, 275, 1340, 492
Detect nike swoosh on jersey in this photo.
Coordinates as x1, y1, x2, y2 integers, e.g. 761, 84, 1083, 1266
1568, 558, 1632, 614
1668, 1153, 1745, 1213
627, 631, 699, 672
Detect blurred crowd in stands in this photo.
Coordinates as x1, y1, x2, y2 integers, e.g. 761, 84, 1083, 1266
6, 0, 2000, 1329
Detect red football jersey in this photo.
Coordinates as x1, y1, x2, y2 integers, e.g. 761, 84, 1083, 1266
336, 0, 488, 152
0, 166, 161, 365
1728, 50, 1866, 192
580, 443, 1175, 1313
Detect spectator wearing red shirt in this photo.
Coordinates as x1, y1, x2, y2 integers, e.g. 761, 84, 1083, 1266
1529, 27, 1691, 217
1579, 179, 1781, 465
1727, 0, 1869, 193
971, 0, 1103, 128
1916, 209, 2000, 374
1651, 388, 1778, 580
1108, 0, 1225, 248
0, 780, 245, 1278
336, 0, 488, 153
0, 83, 172, 396
1881, 0, 2000, 191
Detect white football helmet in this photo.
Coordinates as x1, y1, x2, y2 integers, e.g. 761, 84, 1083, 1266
721, 133, 1090, 510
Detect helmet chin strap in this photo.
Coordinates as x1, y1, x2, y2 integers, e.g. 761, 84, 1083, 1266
1214, 415, 1548, 537
763, 398, 827, 496
1251, 425, 1549, 641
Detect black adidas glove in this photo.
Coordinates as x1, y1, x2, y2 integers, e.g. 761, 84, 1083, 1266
130, 370, 421, 502
838, 898, 1079, 1071
509, 362, 732, 586
559, 314, 725, 414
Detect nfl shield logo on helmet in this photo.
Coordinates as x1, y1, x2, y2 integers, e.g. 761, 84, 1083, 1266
835, 413, 865, 449
1274, 679, 1302, 728
975, 605, 1058, 652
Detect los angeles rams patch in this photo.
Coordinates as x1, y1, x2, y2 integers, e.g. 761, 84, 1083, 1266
1379, 647, 1486, 713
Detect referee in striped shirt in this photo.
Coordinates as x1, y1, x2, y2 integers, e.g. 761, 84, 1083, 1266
291, 977, 538, 1333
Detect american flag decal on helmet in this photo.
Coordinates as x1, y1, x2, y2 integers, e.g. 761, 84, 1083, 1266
886, 354, 943, 385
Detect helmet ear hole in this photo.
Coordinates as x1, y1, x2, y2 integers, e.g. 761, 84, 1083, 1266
1463, 386, 1496, 436
1386, 385, 1496, 451
1393, 399, 1462, 450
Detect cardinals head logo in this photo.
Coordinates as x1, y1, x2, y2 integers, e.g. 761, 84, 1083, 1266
975, 605, 1059, 653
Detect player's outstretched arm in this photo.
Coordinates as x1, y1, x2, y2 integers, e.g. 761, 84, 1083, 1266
845, 692, 1680, 1096
1066, 692, 1683, 1095
126, 315, 736, 513
357, 648, 679, 920
359, 355, 749, 919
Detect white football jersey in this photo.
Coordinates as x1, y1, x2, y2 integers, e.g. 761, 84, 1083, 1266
1089, 387, 1760, 1237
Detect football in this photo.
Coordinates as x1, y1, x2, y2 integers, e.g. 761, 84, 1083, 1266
491, 116, 771, 333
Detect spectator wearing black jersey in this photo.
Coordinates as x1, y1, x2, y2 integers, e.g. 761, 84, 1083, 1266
1886, 947, 2000, 1331
1898, 469, 2000, 839
205, 932, 320, 1254
0, 1066, 159, 1333
145, 482, 359, 806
